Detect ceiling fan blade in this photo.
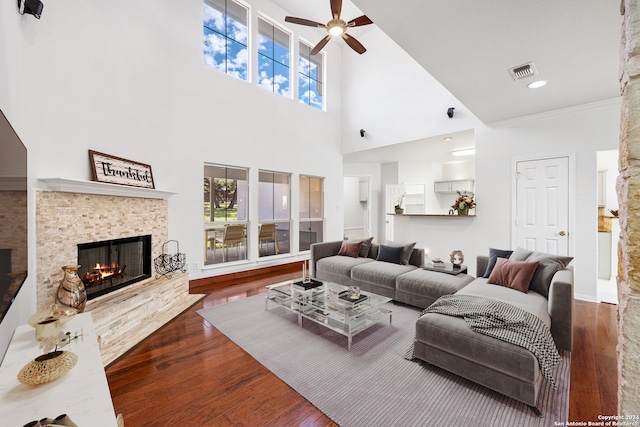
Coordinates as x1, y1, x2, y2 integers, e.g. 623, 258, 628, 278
330, 0, 342, 20
285, 16, 326, 28
347, 15, 373, 27
310, 35, 332, 56
342, 33, 366, 54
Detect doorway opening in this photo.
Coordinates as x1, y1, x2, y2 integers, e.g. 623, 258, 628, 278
343, 176, 370, 240
597, 149, 619, 304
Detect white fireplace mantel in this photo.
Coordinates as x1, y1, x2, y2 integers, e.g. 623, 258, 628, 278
38, 178, 176, 199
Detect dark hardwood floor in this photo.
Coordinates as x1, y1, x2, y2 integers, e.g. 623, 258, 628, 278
105, 271, 618, 426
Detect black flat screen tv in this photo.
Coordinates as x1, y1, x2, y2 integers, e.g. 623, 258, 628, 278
0, 109, 28, 323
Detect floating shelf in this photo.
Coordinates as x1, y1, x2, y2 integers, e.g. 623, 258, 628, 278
391, 213, 476, 217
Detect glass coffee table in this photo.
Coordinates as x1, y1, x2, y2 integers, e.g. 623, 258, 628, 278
265, 279, 392, 350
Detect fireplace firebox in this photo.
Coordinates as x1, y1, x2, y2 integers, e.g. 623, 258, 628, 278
77, 235, 152, 300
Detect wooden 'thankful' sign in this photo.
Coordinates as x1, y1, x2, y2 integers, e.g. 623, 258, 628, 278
89, 150, 155, 189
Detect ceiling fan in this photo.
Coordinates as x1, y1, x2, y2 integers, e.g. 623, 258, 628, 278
285, 0, 373, 55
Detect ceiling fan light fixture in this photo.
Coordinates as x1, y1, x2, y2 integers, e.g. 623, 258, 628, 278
328, 20, 345, 36
285, 0, 372, 55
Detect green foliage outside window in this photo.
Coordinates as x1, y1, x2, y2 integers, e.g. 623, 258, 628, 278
204, 175, 242, 222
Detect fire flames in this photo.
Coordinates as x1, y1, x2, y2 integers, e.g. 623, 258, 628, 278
81, 263, 125, 287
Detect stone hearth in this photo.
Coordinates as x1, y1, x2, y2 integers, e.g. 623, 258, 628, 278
35, 182, 199, 365
87, 272, 200, 366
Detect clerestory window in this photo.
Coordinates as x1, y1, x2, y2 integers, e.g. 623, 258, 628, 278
298, 41, 324, 110
258, 17, 291, 97
203, 0, 249, 81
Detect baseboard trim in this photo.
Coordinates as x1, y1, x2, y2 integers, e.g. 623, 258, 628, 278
189, 261, 303, 293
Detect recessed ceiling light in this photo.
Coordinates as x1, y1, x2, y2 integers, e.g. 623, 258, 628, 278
452, 148, 475, 157
443, 137, 453, 141
527, 80, 547, 89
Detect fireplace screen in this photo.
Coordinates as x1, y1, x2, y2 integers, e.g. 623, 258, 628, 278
77, 235, 151, 300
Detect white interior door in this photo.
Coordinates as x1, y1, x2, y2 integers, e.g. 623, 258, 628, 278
385, 184, 404, 241
514, 156, 570, 255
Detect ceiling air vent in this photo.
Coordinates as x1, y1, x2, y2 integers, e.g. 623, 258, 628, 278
508, 62, 538, 80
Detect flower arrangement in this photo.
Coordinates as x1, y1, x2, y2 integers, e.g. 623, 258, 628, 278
39, 329, 82, 354
451, 191, 475, 214
394, 193, 406, 211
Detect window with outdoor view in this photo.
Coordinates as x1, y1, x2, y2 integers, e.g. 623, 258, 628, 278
299, 175, 324, 251
258, 17, 290, 97
258, 171, 291, 257
203, 0, 249, 81
204, 164, 248, 265
298, 41, 324, 110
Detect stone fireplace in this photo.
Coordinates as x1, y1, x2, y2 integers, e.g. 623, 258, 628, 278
35, 189, 167, 306
36, 180, 201, 365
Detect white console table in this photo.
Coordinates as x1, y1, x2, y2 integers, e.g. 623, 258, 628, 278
0, 312, 118, 426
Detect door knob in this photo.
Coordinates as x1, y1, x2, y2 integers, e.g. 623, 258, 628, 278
559, 231, 566, 236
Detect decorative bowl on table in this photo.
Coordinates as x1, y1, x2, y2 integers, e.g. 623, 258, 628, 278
17, 350, 78, 385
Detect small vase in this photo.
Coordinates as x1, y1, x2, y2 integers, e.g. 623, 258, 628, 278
56, 265, 87, 313
395, 208, 404, 214
17, 350, 78, 385
458, 207, 469, 215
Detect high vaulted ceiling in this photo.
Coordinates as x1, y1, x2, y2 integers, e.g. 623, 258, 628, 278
273, 0, 622, 124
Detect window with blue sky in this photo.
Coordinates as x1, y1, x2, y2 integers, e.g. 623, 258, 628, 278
258, 17, 290, 97
203, 0, 249, 81
298, 42, 324, 110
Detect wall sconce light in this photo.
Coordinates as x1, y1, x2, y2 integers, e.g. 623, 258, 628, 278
360, 129, 365, 137
18, 0, 44, 19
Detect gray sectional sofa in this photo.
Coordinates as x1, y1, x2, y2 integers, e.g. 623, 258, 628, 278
311, 241, 574, 414
310, 240, 474, 306
412, 252, 574, 414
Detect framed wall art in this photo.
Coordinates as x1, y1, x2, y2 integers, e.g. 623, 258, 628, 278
89, 150, 155, 189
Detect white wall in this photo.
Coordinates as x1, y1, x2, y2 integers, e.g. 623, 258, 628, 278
340, 28, 484, 154
392, 100, 621, 300
0, 0, 345, 352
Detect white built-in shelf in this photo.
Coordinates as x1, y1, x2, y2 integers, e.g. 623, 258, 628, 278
38, 178, 176, 199
391, 213, 476, 217
0, 313, 119, 426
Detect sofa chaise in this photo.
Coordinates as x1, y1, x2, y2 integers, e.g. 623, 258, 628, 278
411, 249, 574, 414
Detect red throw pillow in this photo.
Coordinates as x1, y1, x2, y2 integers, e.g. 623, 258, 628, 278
338, 241, 363, 258
487, 257, 539, 293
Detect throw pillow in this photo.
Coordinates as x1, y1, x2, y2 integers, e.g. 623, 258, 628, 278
523, 251, 574, 298
487, 258, 540, 293
376, 244, 405, 265
509, 247, 533, 261
355, 237, 374, 258
384, 240, 417, 265
483, 248, 514, 278
338, 240, 363, 258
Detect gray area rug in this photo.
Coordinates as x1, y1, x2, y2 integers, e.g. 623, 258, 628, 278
197, 293, 570, 427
